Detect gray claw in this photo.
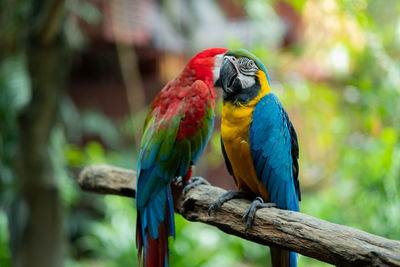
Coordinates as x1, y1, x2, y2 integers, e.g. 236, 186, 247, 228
243, 197, 276, 235
208, 190, 248, 216
173, 176, 183, 186
182, 176, 210, 195
208, 202, 220, 216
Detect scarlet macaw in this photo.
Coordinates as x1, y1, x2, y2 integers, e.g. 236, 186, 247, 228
209, 49, 301, 267
135, 48, 228, 267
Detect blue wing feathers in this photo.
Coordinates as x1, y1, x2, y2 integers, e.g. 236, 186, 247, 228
166, 186, 175, 238
136, 166, 158, 208
139, 185, 174, 240
250, 93, 299, 212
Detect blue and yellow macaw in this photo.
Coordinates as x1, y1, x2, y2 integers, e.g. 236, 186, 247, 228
209, 49, 301, 267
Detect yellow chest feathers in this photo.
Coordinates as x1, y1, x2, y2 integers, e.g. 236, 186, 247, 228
221, 69, 271, 144
221, 102, 269, 199
221, 102, 253, 142
220, 71, 271, 199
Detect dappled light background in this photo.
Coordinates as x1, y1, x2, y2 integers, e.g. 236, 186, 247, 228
1, 0, 400, 266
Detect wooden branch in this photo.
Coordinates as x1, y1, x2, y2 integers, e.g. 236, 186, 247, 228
78, 164, 400, 266
79, 165, 136, 197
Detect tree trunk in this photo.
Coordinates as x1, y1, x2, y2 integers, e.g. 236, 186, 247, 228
14, 44, 68, 267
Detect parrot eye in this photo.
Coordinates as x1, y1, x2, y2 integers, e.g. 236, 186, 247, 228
238, 57, 258, 75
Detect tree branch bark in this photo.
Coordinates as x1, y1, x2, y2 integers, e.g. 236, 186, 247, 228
78, 164, 400, 267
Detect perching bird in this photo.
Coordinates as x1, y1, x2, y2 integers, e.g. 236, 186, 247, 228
208, 49, 301, 267
135, 48, 228, 267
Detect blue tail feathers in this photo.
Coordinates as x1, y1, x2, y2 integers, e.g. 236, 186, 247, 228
136, 185, 175, 267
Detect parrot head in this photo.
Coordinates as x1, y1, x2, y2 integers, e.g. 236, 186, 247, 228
219, 49, 271, 105
187, 47, 229, 89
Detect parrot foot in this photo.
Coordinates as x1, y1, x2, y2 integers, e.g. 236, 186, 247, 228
182, 176, 210, 195
242, 197, 276, 235
173, 176, 183, 186
208, 190, 248, 215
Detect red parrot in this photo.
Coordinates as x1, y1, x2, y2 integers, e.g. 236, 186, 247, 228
135, 48, 228, 267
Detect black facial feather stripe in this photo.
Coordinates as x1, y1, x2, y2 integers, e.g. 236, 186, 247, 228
238, 57, 258, 75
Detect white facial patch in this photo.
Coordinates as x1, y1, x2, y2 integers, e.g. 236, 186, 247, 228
225, 55, 258, 89
213, 54, 224, 85
237, 72, 256, 88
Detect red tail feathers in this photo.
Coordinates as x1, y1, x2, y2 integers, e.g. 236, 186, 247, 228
145, 223, 168, 267
136, 217, 142, 265
137, 219, 169, 267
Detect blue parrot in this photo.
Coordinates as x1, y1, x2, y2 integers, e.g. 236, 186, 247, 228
209, 49, 301, 267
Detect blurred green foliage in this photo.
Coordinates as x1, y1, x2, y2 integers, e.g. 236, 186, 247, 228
0, 52, 32, 267
1, 0, 400, 266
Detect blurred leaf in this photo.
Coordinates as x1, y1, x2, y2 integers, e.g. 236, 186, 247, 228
0, 211, 11, 267
281, 0, 306, 12
0, 53, 31, 111
68, 0, 102, 25
82, 111, 121, 148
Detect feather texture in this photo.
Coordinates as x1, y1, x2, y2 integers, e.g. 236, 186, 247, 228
249, 93, 299, 211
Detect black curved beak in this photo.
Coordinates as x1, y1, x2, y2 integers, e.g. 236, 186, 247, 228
220, 58, 239, 93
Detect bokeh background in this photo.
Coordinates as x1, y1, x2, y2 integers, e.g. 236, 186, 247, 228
1, 0, 400, 266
